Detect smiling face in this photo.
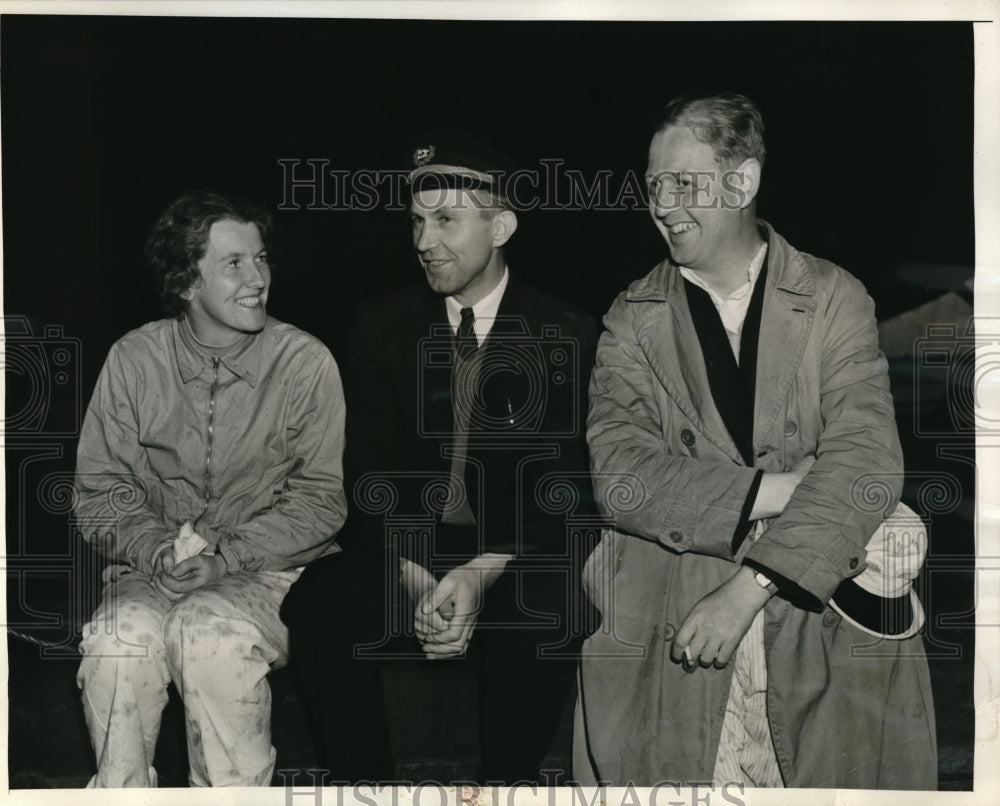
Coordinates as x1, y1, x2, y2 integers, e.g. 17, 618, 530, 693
646, 124, 751, 274
410, 187, 514, 307
184, 219, 270, 346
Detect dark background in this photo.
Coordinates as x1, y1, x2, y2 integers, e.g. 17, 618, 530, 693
2, 17, 974, 365
3, 14, 978, 788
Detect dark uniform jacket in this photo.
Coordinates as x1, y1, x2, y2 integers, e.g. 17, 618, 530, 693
341, 274, 598, 576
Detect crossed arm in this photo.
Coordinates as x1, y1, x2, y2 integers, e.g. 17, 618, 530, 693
589, 272, 901, 667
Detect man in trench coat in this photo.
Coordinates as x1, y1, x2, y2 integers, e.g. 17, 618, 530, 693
574, 93, 937, 789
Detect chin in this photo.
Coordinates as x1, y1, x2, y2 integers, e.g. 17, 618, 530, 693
238, 312, 267, 331
666, 244, 694, 265
426, 278, 453, 296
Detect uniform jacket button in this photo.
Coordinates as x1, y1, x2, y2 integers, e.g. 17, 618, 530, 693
663, 623, 676, 641
680, 428, 696, 447
784, 420, 797, 436
669, 530, 684, 544
823, 611, 840, 628
849, 557, 860, 570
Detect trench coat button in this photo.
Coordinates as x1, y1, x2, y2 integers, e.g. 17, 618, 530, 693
849, 557, 860, 570
668, 530, 684, 544
680, 429, 696, 447
822, 611, 840, 628
784, 420, 797, 436
663, 623, 676, 641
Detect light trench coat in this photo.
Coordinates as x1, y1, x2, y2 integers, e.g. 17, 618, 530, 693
574, 222, 937, 789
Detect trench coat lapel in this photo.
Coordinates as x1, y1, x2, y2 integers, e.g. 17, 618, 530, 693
753, 224, 818, 451
630, 268, 744, 465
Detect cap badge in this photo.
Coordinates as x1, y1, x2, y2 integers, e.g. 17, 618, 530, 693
413, 145, 435, 167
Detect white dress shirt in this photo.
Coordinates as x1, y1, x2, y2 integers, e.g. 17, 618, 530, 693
445, 267, 509, 345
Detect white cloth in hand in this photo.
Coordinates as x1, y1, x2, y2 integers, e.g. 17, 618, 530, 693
174, 521, 210, 564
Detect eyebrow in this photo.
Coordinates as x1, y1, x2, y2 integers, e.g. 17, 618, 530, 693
216, 250, 251, 263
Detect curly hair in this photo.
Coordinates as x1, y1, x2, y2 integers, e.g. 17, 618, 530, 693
653, 92, 766, 170
144, 189, 275, 317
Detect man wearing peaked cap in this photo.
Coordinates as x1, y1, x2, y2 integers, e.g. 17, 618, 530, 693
282, 128, 599, 784
408, 127, 515, 193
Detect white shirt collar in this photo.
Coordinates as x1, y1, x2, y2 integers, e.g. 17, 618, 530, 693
678, 242, 768, 309
678, 243, 768, 361
445, 266, 509, 345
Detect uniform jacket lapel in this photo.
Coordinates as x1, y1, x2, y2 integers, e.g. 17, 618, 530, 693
473, 275, 534, 429
412, 277, 535, 465
410, 286, 455, 470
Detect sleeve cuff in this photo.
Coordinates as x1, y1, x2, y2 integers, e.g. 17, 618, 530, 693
742, 557, 822, 611
143, 537, 175, 575
213, 530, 256, 574
132, 531, 176, 575
744, 523, 866, 611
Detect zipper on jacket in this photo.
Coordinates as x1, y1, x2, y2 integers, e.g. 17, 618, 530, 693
203, 357, 220, 504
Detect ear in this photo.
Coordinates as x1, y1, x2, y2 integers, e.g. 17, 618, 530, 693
491, 209, 518, 248
181, 273, 206, 300
727, 158, 762, 209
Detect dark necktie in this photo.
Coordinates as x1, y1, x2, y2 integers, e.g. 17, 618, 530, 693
456, 307, 477, 362
443, 306, 479, 526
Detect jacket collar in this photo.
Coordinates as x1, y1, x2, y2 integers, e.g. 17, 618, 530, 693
173, 316, 264, 387
413, 269, 532, 334
626, 220, 816, 303
489, 271, 533, 335
627, 220, 818, 466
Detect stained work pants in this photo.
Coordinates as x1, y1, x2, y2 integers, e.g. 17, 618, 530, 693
76, 566, 299, 787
